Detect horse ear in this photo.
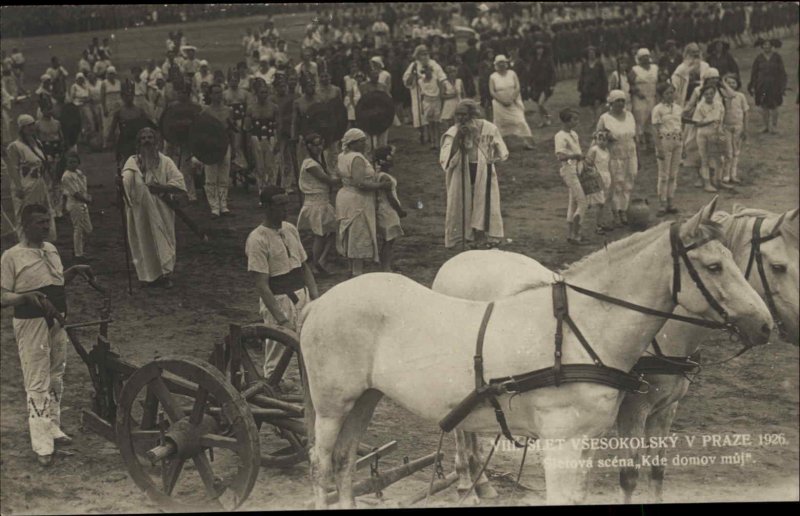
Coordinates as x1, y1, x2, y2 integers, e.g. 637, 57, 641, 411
731, 202, 744, 214
787, 208, 799, 221
682, 195, 718, 238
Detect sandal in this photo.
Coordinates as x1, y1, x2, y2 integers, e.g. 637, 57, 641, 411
595, 225, 606, 235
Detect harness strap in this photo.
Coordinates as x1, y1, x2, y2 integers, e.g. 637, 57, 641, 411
552, 282, 567, 383
563, 313, 604, 366
490, 364, 647, 394
473, 303, 523, 447
565, 282, 727, 330
651, 338, 665, 357
746, 216, 786, 339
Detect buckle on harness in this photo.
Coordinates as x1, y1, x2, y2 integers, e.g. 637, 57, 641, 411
634, 376, 651, 395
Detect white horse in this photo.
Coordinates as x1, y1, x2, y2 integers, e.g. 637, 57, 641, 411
431, 204, 799, 504
300, 198, 773, 507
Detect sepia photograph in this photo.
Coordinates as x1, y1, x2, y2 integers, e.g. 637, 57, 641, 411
0, 2, 798, 512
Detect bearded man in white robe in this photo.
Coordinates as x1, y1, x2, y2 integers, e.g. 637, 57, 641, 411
121, 127, 186, 288
438, 100, 508, 249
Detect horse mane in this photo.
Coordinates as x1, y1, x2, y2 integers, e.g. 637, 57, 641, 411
559, 219, 724, 275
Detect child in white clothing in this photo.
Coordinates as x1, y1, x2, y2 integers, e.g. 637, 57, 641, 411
373, 146, 406, 271
721, 74, 748, 184
60, 151, 92, 261
584, 130, 612, 233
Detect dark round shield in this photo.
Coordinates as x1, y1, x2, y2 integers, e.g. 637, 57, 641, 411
116, 117, 157, 162
160, 102, 203, 146
306, 99, 348, 146
59, 103, 82, 149
188, 113, 229, 165
355, 90, 395, 136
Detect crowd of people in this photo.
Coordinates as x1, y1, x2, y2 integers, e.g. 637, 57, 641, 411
0, 3, 797, 465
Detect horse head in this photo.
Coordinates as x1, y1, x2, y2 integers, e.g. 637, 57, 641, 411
676, 197, 773, 346
732, 205, 799, 345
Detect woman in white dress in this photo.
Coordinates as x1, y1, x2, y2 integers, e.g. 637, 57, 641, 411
335, 129, 393, 276
489, 55, 534, 150
596, 89, 638, 226
101, 67, 122, 149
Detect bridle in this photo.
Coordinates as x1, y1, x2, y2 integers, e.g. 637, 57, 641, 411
569, 222, 745, 340
744, 215, 788, 340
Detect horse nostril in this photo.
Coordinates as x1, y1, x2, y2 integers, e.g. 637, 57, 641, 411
761, 324, 772, 335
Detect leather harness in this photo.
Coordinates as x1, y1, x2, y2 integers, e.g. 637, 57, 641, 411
745, 215, 787, 340
439, 222, 747, 443
634, 215, 788, 375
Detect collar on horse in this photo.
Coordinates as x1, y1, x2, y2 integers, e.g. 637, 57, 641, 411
439, 222, 747, 444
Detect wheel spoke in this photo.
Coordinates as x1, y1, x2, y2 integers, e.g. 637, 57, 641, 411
189, 387, 209, 426
198, 433, 240, 452
149, 376, 184, 423
130, 430, 162, 441
141, 385, 159, 430
192, 451, 220, 499
162, 458, 185, 495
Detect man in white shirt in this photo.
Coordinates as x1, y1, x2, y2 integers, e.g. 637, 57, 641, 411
245, 186, 319, 380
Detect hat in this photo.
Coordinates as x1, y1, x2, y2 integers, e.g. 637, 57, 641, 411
106, 66, 117, 74
493, 54, 509, 64
702, 67, 720, 80
636, 48, 650, 58
607, 89, 626, 103
75, 72, 85, 80
199, 60, 209, 66
370, 56, 384, 68
413, 45, 429, 59
17, 114, 36, 128
181, 45, 197, 52
341, 128, 367, 146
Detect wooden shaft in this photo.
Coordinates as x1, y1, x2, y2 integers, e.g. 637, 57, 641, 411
249, 393, 303, 416
398, 471, 459, 507
63, 318, 113, 331
355, 441, 397, 471
325, 452, 442, 505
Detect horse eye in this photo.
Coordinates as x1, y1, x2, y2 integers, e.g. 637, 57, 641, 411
771, 264, 788, 274
706, 263, 723, 273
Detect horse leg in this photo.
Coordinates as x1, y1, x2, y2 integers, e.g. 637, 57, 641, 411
453, 430, 475, 496
310, 414, 347, 509
469, 432, 499, 499
332, 390, 383, 509
646, 403, 679, 503
542, 445, 593, 504
616, 395, 649, 504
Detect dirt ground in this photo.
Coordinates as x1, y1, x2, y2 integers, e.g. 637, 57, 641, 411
1, 12, 798, 514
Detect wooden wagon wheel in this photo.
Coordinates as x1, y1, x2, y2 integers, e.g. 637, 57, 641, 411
116, 356, 260, 511
214, 324, 308, 469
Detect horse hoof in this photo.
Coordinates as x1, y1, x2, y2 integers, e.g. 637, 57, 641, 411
476, 482, 499, 499
456, 489, 482, 505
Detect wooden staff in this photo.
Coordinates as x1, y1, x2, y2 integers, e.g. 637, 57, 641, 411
114, 159, 134, 295
460, 138, 467, 251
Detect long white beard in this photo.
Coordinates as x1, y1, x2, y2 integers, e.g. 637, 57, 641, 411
139, 145, 160, 172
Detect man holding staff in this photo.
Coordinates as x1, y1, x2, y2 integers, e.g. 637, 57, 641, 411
438, 100, 508, 249
121, 127, 186, 289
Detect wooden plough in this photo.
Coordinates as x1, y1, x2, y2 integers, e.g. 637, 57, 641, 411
69, 301, 455, 510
